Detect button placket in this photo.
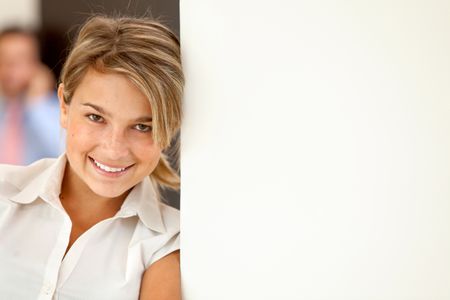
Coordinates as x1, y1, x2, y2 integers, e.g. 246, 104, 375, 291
38, 215, 72, 300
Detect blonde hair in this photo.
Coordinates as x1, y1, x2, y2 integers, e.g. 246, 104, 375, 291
60, 15, 183, 193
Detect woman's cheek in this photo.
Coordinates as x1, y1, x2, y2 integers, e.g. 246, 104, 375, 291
68, 122, 100, 147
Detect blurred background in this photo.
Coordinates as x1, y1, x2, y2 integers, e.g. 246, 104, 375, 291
0, 0, 179, 80
0, 0, 180, 208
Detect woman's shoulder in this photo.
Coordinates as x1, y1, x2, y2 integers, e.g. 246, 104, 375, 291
0, 158, 57, 199
158, 202, 180, 233
139, 202, 180, 268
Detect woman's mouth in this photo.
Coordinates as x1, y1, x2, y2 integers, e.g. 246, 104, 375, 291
88, 156, 134, 176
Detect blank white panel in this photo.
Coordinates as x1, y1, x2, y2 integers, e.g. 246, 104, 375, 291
180, 1, 450, 299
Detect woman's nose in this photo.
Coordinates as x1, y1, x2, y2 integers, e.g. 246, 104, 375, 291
102, 128, 130, 159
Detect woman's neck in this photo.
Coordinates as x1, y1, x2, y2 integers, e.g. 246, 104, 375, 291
59, 163, 130, 227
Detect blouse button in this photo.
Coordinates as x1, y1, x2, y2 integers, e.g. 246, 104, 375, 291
42, 282, 55, 295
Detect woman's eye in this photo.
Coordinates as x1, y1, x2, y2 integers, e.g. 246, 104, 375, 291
134, 124, 152, 132
87, 114, 103, 122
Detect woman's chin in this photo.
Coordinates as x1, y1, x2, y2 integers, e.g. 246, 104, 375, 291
89, 184, 131, 201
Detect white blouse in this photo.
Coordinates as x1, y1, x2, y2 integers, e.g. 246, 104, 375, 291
0, 155, 180, 299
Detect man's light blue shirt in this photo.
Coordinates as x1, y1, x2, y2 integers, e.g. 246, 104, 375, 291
0, 92, 64, 165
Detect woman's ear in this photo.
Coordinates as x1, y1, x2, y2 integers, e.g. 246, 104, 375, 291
58, 83, 69, 129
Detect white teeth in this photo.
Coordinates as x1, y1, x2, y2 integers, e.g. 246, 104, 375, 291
93, 159, 126, 173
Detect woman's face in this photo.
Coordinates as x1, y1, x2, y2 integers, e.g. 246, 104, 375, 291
58, 68, 161, 199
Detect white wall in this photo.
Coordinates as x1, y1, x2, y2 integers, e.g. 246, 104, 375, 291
0, 0, 40, 29
180, 1, 450, 299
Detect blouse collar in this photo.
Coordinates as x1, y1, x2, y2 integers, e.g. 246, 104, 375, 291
10, 154, 166, 233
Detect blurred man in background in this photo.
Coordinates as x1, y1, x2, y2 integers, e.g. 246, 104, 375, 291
0, 27, 62, 165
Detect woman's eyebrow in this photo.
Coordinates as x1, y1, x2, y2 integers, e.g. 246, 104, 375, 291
82, 102, 152, 122
82, 103, 109, 116
134, 116, 153, 122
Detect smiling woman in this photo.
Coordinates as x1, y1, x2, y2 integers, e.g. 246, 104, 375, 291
59, 69, 162, 201
0, 15, 183, 300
